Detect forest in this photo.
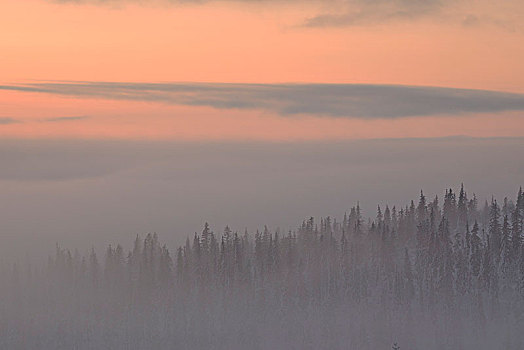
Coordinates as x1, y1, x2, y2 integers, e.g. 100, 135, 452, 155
1, 185, 523, 349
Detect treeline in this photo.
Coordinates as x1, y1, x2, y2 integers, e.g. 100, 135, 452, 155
1, 186, 523, 349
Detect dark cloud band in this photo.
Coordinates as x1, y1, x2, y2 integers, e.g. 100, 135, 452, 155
2, 82, 524, 119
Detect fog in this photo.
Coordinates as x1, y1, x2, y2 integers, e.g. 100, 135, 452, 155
1, 136, 524, 349
1, 179, 523, 349
0, 136, 522, 261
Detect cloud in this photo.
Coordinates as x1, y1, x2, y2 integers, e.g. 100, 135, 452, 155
0, 117, 21, 125
50, 0, 449, 28
39, 0, 524, 29
3, 82, 524, 119
304, 0, 443, 27
303, 0, 524, 29
43, 116, 90, 122
461, 13, 518, 32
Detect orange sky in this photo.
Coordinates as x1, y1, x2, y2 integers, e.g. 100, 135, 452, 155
1, 0, 524, 140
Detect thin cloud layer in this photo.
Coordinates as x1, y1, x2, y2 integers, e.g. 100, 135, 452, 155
52, 0, 446, 24
43, 116, 90, 122
49, 0, 520, 29
2, 82, 524, 119
304, 0, 442, 27
0, 117, 21, 124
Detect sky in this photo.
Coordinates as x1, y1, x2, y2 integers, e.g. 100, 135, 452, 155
0, 0, 523, 258
1, 0, 524, 140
